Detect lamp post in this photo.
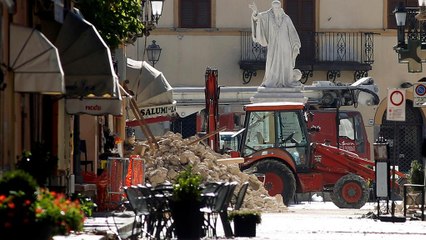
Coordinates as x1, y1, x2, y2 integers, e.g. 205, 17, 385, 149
394, 2, 407, 48
141, 0, 165, 36
146, 40, 162, 67
393, 2, 426, 72
416, 0, 426, 21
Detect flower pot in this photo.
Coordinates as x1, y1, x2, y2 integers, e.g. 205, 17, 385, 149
170, 199, 203, 240
233, 214, 258, 237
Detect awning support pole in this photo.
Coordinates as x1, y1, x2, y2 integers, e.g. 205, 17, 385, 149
122, 83, 158, 151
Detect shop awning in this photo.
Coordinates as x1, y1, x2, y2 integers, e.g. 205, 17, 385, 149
55, 11, 121, 115
125, 58, 176, 120
9, 24, 65, 94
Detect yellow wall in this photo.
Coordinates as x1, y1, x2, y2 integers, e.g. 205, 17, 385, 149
319, 0, 383, 29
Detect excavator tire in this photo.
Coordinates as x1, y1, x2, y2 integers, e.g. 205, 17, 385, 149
331, 174, 369, 209
253, 159, 296, 206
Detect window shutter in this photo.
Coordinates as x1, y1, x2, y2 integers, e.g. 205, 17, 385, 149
180, 0, 211, 28
197, 0, 211, 27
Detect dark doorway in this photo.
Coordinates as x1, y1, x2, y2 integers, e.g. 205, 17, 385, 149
172, 113, 197, 139
380, 100, 423, 172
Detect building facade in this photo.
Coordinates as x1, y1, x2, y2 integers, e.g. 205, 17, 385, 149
126, 0, 426, 170
0, 0, 125, 182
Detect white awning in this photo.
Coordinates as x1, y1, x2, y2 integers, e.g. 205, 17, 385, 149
125, 58, 176, 119
55, 12, 122, 115
10, 24, 65, 94
65, 88, 122, 115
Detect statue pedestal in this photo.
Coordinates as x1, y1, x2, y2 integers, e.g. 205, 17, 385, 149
250, 86, 307, 104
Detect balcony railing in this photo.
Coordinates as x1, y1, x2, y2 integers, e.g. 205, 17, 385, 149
239, 31, 375, 83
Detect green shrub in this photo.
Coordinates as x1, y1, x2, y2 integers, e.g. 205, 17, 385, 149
409, 160, 424, 191
16, 143, 58, 186
228, 209, 262, 224
0, 170, 38, 201
172, 165, 202, 202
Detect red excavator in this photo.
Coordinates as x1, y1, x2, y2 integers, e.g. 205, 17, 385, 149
202, 70, 406, 208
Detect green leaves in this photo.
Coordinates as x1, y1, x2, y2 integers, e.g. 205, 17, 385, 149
173, 165, 203, 202
75, 0, 145, 48
228, 209, 262, 224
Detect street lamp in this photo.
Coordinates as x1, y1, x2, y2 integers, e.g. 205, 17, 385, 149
141, 0, 165, 36
393, 3, 426, 72
394, 2, 407, 48
146, 40, 162, 67
416, 0, 426, 21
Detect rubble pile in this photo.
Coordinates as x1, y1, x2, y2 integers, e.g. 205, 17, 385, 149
135, 131, 287, 212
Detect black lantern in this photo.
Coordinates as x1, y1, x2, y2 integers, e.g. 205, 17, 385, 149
394, 2, 407, 48
146, 40, 162, 67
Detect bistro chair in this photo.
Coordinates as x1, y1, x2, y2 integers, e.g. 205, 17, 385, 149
147, 183, 175, 239
200, 182, 236, 238
200, 181, 225, 237
123, 185, 151, 238
220, 181, 238, 238
231, 181, 249, 211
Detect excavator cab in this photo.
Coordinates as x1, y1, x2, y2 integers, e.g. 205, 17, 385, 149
240, 103, 311, 171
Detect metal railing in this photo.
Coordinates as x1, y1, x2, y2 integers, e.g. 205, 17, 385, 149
240, 31, 375, 64
405, 7, 426, 42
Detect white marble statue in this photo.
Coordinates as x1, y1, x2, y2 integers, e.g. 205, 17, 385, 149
250, 0, 302, 88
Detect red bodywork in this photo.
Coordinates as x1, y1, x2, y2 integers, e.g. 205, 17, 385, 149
238, 102, 406, 195
205, 68, 220, 152
308, 110, 371, 160
238, 102, 377, 195
240, 143, 376, 193
300, 143, 375, 192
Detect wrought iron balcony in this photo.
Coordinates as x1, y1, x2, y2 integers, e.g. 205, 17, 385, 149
240, 31, 375, 84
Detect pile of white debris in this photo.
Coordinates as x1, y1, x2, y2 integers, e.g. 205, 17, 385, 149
133, 131, 287, 212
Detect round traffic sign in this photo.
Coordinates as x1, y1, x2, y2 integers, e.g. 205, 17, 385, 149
415, 84, 426, 96
390, 90, 404, 106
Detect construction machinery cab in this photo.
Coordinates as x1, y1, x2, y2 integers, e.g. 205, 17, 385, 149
235, 101, 380, 208
239, 102, 311, 172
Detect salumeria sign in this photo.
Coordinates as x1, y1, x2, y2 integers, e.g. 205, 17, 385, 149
139, 104, 177, 118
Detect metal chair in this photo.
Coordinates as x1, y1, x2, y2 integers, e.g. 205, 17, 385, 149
200, 181, 225, 237
220, 181, 238, 238
144, 183, 175, 239
233, 181, 249, 211
79, 140, 93, 172
123, 185, 151, 238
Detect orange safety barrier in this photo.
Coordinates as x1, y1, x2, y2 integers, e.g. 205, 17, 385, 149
125, 155, 144, 186
82, 171, 109, 211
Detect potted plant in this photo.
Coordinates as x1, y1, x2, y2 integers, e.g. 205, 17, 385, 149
408, 160, 424, 190
0, 170, 85, 240
170, 165, 203, 239
406, 160, 425, 206
228, 209, 262, 237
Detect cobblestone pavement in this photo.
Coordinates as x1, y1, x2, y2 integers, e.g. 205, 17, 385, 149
216, 201, 426, 240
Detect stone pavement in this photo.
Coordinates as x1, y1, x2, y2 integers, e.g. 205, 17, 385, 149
224, 201, 426, 240
60, 200, 426, 239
